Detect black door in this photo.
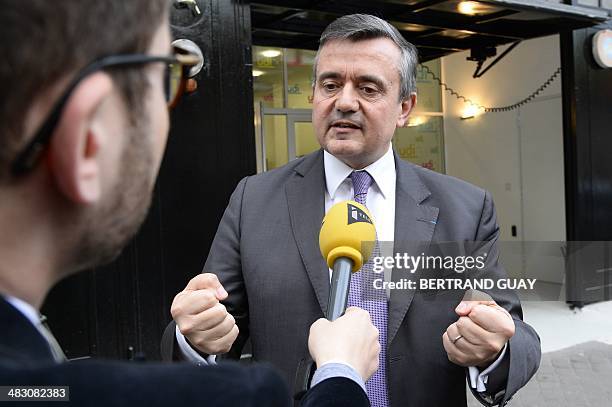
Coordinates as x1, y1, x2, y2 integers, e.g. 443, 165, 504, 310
41, 0, 256, 361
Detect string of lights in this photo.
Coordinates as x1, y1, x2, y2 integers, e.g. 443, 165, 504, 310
419, 64, 562, 113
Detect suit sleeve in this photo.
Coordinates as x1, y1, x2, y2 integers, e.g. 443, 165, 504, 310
300, 377, 369, 407
468, 191, 541, 406
161, 177, 251, 362
0, 361, 289, 407
203, 177, 251, 360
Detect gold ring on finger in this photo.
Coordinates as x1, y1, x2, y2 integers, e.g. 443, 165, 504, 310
452, 335, 463, 344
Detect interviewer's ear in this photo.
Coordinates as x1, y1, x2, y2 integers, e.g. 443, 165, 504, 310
47, 72, 115, 205
396, 93, 417, 128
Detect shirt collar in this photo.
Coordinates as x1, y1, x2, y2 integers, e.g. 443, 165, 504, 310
3, 294, 40, 327
324, 145, 396, 200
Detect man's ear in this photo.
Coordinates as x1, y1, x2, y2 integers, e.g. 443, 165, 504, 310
47, 72, 114, 205
396, 93, 417, 128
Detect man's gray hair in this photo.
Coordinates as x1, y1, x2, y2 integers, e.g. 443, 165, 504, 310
313, 14, 419, 101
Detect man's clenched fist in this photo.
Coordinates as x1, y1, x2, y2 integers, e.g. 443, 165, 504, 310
171, 273, 238, 355
443, 300, 515, 369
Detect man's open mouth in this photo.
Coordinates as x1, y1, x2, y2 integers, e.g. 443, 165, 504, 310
331, 120, 361, 129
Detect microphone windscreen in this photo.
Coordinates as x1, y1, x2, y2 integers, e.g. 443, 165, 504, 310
319, 200, 376, 272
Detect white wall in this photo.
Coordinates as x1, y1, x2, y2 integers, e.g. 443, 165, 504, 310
441, 35, 566, 282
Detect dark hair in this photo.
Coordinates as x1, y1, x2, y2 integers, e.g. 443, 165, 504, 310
0, 0, 168, 183
314, 14, 419, 101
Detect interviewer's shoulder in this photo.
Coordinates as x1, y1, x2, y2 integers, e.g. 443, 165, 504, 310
0, 360, 289, 407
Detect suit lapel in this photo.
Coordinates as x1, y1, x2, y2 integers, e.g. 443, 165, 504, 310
286, 150, 330, 315
388, 155, 439, 345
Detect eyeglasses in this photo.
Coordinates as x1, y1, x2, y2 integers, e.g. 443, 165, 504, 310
10, 51, 200, 176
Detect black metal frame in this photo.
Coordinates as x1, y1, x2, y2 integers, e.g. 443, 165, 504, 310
250, 0, 607, 60
561, 19, 612, 307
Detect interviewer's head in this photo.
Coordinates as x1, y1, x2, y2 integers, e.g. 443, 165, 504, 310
0, 1, 173, 295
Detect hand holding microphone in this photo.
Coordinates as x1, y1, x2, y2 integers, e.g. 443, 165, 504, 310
171, 273, 239, 355
309, 307, 380, 381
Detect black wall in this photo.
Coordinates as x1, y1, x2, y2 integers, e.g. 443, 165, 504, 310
561, 21, 612, 305
41, 0, 256, 361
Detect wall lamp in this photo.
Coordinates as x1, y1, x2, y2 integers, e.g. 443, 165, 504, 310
461, 104, 484, 120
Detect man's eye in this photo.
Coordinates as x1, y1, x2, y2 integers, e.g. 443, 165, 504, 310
361, 86, 377, 95
323, 83, 338, 91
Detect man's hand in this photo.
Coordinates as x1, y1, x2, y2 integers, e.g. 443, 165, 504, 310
308, 307, 380, 381
171, 273, 238, 355
443, 300, 515, 368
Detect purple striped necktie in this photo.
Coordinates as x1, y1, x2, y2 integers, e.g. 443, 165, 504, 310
347, 170, 389, 407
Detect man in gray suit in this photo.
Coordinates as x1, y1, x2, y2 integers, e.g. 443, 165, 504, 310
168, 14, 540, 407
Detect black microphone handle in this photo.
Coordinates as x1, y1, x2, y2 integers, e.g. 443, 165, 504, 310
326, 257, 354, 321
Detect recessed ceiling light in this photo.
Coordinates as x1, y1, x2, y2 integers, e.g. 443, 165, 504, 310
261, 49, 281, 58
458, 1, 480, 16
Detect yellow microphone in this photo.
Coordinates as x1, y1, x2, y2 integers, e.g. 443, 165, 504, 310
319, 200, 376, 320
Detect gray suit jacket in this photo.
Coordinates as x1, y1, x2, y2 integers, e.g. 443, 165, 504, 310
168, 149, 540, 406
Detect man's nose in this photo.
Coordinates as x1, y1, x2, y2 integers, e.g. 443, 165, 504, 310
335, 85, 359, 113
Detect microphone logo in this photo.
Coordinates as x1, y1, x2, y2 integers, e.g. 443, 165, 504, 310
347, 203, 373, 225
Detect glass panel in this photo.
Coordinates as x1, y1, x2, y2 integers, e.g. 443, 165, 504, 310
294, 121, 318, 158
253, 46, 284, 108
263, 115, 288, 170
393, 116, 445, 173
414, 59, 442, 113
286, 49, 316, 109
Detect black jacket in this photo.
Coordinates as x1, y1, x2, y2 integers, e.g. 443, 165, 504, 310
0, 296, 367, 406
